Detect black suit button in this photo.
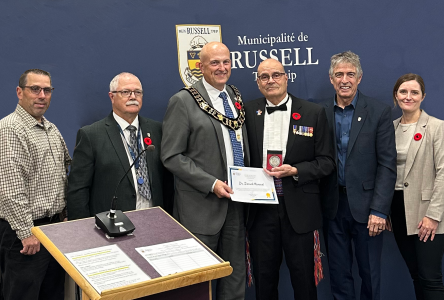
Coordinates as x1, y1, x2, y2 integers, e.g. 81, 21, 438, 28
404, 182, 409, 187
132, 194, 136, 197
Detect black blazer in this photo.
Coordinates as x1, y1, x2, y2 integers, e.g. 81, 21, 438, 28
320, 91, 397, 223
245, 94, 335, 234
67, 112, 173, 220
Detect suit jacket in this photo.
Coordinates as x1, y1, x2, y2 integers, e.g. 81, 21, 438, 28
245, 94, 335, 234
161, 80, 250, 236
394, 110, 444, 235
320, 91, 397, 223
67, 112, 173, 220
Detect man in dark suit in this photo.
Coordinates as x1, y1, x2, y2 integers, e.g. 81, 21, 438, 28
161, 42, 249, 300
245, 58, 335, 300
320, 51, 396, 300
67, 72, 172, 220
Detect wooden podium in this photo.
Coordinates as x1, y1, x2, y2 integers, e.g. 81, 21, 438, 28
32, 207, 232, 300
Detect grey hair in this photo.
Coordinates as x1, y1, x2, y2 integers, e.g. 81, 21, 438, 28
109, 72, 142, 92
329, 51, 363, 78
19, 69, 52, 87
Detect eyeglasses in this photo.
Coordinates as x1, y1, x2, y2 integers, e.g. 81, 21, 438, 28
111, 90, 143, 97
257, 72, 286, 82
21, 86, 54, 95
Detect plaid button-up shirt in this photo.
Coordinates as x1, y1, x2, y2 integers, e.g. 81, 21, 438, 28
0, 105, 71, 240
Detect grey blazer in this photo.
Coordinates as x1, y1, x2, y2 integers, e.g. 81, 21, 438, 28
394, 110, 444, 235
161, 80, 250, 235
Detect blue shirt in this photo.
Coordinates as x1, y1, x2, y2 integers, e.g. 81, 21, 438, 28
334, 92, 385, 219
334, 94, 358, 186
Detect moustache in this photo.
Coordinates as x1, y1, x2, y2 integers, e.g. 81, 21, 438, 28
126, 100, 139, 106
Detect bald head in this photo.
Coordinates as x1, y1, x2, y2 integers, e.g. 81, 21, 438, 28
198, 42, 231, 91
200, 42, 229, 63
256, 59, 288, 105
258, 59, 285, 74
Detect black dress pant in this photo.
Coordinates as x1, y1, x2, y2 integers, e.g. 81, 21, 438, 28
391, 190, 444, 300
0, 218, 65, 300
249, 196, 317, 300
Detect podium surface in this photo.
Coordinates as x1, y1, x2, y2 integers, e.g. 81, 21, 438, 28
32, 207, 232, 300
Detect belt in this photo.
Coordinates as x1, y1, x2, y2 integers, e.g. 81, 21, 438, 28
33, 214, 60, 226
339, 185, 347, 194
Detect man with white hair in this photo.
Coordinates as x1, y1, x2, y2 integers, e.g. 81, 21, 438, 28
67, 72, 172, 220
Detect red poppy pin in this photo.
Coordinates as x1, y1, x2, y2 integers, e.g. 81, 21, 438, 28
292, 113, 301, 120
414, 133, 422, 141
144, 137, 152, 145
235, 102, 242, 110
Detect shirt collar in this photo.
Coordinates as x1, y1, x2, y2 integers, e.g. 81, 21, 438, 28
266, 93, 289, 107
15, 104, 51, 130
334, 91, 359, 109
113, 112, 139, 131
202, 77, 228, 101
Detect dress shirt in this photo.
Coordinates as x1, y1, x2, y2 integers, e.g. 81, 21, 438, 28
334, 94, 358, 186
0, 105, 71, 240
262, 94, 291, 167
202, 78, 244, 190
334, 93, 385, 219
113, 113, 151, 209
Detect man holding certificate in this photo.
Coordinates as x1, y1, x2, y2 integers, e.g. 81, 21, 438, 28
161, 42, 249, 300
244, 58, 335, 300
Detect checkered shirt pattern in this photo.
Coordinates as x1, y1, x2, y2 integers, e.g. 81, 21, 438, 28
0, 105, 71, 240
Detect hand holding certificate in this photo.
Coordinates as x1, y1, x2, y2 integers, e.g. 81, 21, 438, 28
228, 166, 278, 204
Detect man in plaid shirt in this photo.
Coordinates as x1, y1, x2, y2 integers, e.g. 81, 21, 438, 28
0, 69, 71, 300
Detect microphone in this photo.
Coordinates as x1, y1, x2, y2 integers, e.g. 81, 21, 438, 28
95, 139, 155, 238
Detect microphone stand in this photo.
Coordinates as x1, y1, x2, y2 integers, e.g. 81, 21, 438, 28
95, 144, 155, 238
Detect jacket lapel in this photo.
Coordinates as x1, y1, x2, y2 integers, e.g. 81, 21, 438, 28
254, 99, 266, 161
194, 80, 228, 166
323, 99, 338, 161
347, 94, 368, 157
285, 95, 302, 161
404, 111, 429, 178
105, 113, 135, 190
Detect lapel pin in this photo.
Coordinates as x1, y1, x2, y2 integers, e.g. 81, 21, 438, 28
414, 133, 422, 141
292, 112, 301, 120
256, 109, 262, 116
358, 117, 361, 122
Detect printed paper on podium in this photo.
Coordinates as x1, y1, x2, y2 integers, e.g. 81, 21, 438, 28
135, 238, 220, 276
65, 244, 150, 294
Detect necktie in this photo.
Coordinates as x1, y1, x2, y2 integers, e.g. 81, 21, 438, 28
219, 92, 244, 167
266, 96, 289, 114
127, 125, 151, 200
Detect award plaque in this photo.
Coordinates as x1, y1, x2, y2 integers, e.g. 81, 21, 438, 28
267, 150, 283, 170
